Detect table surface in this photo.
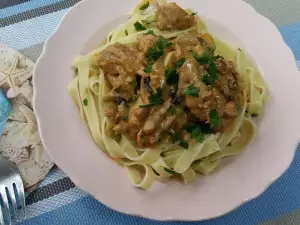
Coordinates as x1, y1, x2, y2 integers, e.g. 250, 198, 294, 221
1, 0, 300, 224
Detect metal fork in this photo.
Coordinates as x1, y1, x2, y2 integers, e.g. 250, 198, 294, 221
0, 155, 25, 225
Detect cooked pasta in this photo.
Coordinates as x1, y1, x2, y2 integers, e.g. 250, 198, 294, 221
68, 0, 269, 189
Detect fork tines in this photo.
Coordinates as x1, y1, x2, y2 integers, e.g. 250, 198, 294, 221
0, 180, 26, 225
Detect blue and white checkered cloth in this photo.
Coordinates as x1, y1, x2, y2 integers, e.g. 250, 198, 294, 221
1, 0, 300, 224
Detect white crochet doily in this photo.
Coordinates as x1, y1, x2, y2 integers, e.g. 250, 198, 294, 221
0, 44, 54, 189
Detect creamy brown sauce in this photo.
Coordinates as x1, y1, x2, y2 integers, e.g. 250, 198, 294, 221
94, 3, 244, 149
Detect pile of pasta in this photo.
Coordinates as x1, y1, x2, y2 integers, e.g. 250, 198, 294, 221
68, 0, 269, 189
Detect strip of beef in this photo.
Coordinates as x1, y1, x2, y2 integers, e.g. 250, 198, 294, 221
142, 100, 171, 134
215, 57, 240, 100
156, 3, 194, 31
178, 58, 226, 124
173, 32, 214, 55
94, 43, 145, 76
137, 34, 158, 54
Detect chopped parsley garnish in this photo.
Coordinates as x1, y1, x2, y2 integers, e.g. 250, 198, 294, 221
145, 30, 155, 35
144, 62, 153, 73
125, 29, 128, 36
147, 47, 162, 61
192, 50, 218, 86
165, 68, 178, 85
147, 38, 171, 62
183, 123, 198, 132
139, 88, 164, 108
182, 85, 199, 97
179, 140, 189, 149
148, 88, 163, 103
209, 109, 220, 128
191, 12, 198, 16
192, 48, 215, 63
140, 2, 150, 10
134, 21, 146, 31
109, 35, 112, 42
167, 106, 177, 115
183, 123, 206, 143
192, 51, 211, 64
164, 167, 180, 175
184, 122, 212, 134
207, 60, 217, 81
172, 132, 189, 149
176, 58, 186, 68
191, 127, 204, 143
201, 73, 217, 86
122, 115, 128, 121
172, 132, 181, 142
131, 75, 141, 93
157, 38, 171, 49
83, 98, 88, 106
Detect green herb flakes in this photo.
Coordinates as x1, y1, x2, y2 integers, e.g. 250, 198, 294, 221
157, 38, 171, 49
207, 60, 217, 80
192, 51, 211, 64
83, 98, 88, 106
209, 109, 220, 128
191, 127, 204, 143
131, 75, 141, 93
134, 21, 146, 31
172, 132, 189, 150
182, 85, 199, 97
164, 167, 180, 175
183, 123, 198, 132
140, 2, 150, 10
183, 123, 206, 143
192, 50, 218, 86
139, 88, 164, 108
167, 107, 177, 115
165, 68, 178, 85
201, 73, 217, 86
146, 38, 171, 62
125, 29, 128, 36
179, 140, 189, 149
176, 58, 186, 68
145, 30, 155, 35
144, 63, 153, 73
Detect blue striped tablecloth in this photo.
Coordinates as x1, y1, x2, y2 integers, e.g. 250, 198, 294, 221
1, 0, 300, 224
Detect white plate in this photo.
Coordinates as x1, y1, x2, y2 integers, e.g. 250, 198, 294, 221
33, 0, 300, 221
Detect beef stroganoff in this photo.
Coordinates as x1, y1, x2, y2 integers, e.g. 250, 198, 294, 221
68, 0, 269, 189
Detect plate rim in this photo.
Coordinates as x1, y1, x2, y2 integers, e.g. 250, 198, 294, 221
33, 0, 300, 221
